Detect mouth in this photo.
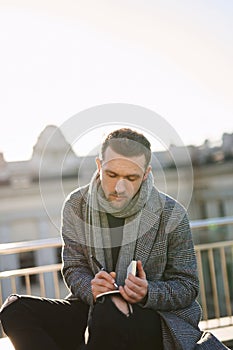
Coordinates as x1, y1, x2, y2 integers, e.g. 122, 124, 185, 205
109, 194, 127, 201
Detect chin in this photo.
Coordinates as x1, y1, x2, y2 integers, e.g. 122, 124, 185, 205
110, 200, 129, 210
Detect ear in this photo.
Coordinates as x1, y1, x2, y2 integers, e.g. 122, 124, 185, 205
143, 165, 151, 181
95, 157, 102, 174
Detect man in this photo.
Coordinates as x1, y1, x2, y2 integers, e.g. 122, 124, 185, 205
0, 128, 227, 349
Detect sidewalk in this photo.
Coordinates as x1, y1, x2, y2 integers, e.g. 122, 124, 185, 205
0, 337, 14, 350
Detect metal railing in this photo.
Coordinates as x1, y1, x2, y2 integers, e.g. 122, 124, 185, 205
192, 217, 233, 331
0, 216, 233, 333
0, 238, 64, 304
195, 240, 233, 331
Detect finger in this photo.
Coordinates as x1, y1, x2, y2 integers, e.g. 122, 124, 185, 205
124, 284, 138, 299
91, 270, 117, 294
124, 277, 141, 292
137, 260, 146, 279
91, 284, 110, 295
125, 280, 147, 300
118, 286, 131, 302
109, 271, 116, 280
94, 271, 116, 288
126, 273, 147, 290
91, 280, 116, 301
119, 286, 138, 304
96, 270, 115, 283
92, 276, 116, 290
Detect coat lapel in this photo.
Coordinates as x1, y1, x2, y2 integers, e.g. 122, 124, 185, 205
134, 208, 162, 267
135, 187, 164, 267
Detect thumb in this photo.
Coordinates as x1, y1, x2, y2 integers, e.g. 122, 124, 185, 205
110, 271, 116, 280
137, 260, 146, 279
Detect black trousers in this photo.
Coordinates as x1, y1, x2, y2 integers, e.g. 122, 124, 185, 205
0, 295, 89, 350
87, 295, 163, 350
0, 295, 163, 350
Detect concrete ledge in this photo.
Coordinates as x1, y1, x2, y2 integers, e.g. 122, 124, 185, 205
1, 324, 233, 350
0, 335, 232, 350
200, 317, 233, 343
0, 337, 14, 350
209, 326, 233, 343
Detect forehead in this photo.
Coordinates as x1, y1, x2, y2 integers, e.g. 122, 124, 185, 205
102, 146, 146, 172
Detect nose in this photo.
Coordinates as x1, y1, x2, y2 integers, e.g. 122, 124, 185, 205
115, 179, 127, 194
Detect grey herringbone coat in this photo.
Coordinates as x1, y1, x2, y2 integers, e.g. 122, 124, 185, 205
61, 185, 228, 349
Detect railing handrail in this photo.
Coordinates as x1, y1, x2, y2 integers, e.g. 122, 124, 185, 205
0, 215, 233, 255
195, 239, 233, 250
0, 237, 62, 255
190, 215, 233, 229
0, 263, 62, 278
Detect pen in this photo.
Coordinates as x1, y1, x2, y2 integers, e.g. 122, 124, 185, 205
91, 255, 119, 289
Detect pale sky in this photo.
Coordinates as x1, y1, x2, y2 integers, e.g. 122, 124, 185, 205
0, 0, 232, 161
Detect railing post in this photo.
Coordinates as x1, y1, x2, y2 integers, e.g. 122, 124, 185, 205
0, 223, 19, 301
35, 218, 57, 297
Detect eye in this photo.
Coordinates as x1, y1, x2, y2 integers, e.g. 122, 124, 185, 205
107, 172, 116, 178
127, 176, 137, 182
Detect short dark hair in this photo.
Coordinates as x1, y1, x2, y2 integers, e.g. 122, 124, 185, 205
101, 128, 151, 168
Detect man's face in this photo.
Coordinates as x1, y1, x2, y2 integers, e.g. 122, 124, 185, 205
96, 146, 151, 210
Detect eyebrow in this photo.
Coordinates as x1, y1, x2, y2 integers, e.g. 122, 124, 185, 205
104, 169, 141, 178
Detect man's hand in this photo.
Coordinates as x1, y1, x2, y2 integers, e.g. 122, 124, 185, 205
119, 260, 148, 304
91, 271, 117, 302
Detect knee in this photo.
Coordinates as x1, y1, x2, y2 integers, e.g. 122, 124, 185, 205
0, 295, 21, 334
90, 296, 126, 330
0, 295, 18, 313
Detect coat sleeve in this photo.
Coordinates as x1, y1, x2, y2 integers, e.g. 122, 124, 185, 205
61, 190, 94, 306
143, 203, 199, 312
